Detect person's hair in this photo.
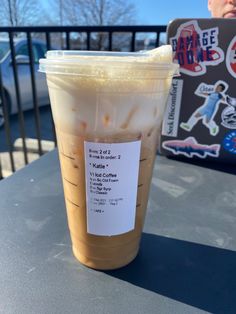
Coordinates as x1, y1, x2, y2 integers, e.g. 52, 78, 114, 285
217, 83, 226, 91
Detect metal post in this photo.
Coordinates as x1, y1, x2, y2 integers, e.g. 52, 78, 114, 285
66, 32, 70, 49
87, 32, 90, 50
27, 32, 43, 155
45, 32, 57, 147
0, 65, 15, 172
0, 155, 3, 179
108, 32, 112, 51
155, 32, 160, 47
131, 32, 136, 52
9, 31, 28, 164
46, 32, 51, 50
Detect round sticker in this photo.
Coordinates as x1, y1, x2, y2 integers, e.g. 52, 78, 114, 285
226, 35, 236, 78
221, 106, 236, 129
223, 131, 236, 154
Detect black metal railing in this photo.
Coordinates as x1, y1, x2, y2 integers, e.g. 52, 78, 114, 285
0, 25, 167, 179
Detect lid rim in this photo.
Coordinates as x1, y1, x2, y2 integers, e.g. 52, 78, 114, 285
46, 50, 149, 58
39, 48, 179, 76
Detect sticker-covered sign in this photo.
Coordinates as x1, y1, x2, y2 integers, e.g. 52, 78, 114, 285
84, 141, 141, 236
161, 18, 236, 165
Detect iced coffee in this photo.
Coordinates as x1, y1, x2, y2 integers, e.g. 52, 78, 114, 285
39, 47, 178, 270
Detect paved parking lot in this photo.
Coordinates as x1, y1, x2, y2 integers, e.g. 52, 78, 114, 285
0, 105, 56, 177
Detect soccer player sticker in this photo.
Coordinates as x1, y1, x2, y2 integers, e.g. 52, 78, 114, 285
226, 36, 236, 79
180, 80, 228, 136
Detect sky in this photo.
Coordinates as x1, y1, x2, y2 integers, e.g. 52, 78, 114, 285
132, 0, 211, 25
41, 0, 211, 26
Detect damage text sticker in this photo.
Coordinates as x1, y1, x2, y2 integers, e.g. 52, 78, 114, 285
170, 20, 224, 76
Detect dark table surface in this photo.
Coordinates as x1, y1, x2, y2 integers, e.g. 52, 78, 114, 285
0, 150, 235, 314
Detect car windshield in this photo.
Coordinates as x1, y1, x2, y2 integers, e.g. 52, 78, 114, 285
0, 41, 10, 61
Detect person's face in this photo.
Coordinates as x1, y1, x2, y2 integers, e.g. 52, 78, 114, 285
208, 0, 236, 18
215, 85, 224, 92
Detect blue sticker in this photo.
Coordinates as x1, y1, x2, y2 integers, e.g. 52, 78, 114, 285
223, 131, 236, 154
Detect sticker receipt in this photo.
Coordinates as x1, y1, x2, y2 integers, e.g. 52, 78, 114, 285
84, 141, 141, 236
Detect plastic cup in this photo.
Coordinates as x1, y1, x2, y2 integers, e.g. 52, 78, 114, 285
39, 47, 178, 270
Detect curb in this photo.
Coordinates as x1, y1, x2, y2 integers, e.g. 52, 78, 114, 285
14, 138, 55, 154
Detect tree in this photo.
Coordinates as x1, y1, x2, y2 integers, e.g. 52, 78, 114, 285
53, 0, 136, 26
50, 0, 137, 50
0, 0, 44, 27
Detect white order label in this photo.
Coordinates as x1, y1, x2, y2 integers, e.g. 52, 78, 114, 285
84, 141, 141, 236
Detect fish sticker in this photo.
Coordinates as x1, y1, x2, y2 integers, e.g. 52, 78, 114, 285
163, 137, 220, 158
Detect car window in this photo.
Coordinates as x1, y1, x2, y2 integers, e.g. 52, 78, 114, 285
16, 43, 46, 63
16, 44, 29, 57
35, 43, 47, 61
0, 42, 10, 61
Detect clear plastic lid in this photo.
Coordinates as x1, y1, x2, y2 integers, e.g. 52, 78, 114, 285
46, 50, 149, 59
39, 46, 179, 78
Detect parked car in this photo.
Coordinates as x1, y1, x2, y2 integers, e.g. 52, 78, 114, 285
0, 37, 50, 127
